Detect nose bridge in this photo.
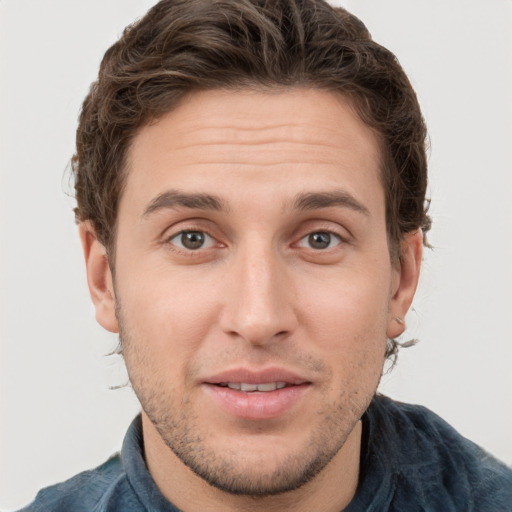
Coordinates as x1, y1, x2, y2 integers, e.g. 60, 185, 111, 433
222, 234, 295, 345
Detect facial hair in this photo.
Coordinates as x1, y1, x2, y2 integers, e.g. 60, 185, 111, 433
116, 301, 381, 497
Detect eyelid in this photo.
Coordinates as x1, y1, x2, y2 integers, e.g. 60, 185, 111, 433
167, 229, 217, 251
291, 217, 351, 242
295, 231, 343, 250
159, 217, 219, 244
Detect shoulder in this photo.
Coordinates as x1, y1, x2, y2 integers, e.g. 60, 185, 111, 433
18, 454, 144, 512
368, 395, 512, 511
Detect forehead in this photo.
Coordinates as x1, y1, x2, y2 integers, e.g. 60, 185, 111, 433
123, 88, 384, 216
132, 88, 381, 160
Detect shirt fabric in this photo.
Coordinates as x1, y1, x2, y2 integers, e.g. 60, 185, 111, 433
20, 395, 512, 511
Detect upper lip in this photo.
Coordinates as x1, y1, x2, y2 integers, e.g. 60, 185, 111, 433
204, 367, 310, 385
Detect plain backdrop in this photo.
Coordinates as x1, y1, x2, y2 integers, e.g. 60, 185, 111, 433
1, 0, 511, 510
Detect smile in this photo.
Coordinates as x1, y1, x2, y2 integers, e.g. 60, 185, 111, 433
204, 370, 311, 419
217, 382, 289, 392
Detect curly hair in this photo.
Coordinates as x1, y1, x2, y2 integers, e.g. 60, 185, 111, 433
73, 0, 431, 359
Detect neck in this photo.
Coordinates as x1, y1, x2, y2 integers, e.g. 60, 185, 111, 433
142, 413, 362, 512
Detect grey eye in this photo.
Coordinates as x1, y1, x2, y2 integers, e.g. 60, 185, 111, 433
298, 231, 342, 250
309, 232, 331, 249
170, 230, 215, 250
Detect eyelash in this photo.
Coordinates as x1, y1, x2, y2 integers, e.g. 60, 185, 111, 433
166, 229, 218, 252
165, 228, 345, 253
296, 231, 343, 250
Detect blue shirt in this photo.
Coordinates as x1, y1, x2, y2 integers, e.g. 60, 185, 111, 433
20, 395, 512, 511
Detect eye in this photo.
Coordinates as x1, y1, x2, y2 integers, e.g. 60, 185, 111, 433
168, 230, 216, 250
297, 231, 342, 250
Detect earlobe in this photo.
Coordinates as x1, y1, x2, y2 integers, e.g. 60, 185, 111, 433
79, 222, 119, 333
386, 230, 423, 339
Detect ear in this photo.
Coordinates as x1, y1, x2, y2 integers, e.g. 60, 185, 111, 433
386, 230, 423, 339
79, 222, 119, 333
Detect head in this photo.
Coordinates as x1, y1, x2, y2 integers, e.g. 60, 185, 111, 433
74, 0, 429, 261
77, 0, 428, 503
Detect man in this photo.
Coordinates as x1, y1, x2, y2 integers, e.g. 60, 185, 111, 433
20, 0, 512, 510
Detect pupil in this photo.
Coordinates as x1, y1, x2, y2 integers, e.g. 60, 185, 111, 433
182, 231, 204, 249
309, 232, 330, 249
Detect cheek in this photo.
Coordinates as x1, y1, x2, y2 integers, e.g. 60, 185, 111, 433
299, 267, 391, 347
297, 267, 390, 392
116, 262, 223, 371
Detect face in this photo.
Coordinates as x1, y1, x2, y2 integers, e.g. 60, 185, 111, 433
82, 88, 421, 498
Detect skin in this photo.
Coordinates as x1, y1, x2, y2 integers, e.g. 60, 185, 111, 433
81, 88, 422, 512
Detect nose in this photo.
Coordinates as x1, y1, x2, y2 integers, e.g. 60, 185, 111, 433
219, 239, 297, 346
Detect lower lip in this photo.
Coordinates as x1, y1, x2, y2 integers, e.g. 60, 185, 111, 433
203, 384, 310, 420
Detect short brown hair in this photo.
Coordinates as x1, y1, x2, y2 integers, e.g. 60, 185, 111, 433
73, 0, 430, 260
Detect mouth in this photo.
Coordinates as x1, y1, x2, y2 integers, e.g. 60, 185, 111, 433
203, 369, 311, 419
205, 368, 309, 390
215, 381, 290, 392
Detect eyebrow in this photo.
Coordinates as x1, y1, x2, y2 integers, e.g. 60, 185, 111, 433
142, 189, 369, 218
142, 190, 226, 217
292, 191, 370, 216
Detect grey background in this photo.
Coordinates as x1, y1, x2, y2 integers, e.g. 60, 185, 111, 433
1, 0, 511, 509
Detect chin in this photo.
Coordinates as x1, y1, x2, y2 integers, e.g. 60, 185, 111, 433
146, 401, 358, 498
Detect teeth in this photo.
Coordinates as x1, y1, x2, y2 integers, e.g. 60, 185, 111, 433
241, 383, 259, 392
223, 382, 288, 392
253, 382, 276, 392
